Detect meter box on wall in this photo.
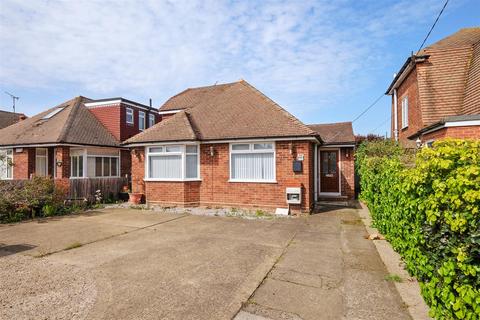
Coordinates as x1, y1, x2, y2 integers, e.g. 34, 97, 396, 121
286, 187, 301, 204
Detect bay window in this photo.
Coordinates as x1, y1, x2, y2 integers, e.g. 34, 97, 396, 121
146, 144, 199, 180
230, 142, 275, 182
0, 149, 13, 179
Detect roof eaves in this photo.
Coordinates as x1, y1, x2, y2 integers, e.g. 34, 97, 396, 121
386, 55, 429, 95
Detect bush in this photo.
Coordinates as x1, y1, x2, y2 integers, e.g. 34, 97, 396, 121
0, 177, 70, 223
356, 139, 480, 319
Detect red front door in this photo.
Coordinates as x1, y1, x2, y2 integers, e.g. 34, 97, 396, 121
320, 150, 339, 193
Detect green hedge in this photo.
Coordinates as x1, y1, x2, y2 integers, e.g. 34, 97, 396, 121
356, 139, 480, 319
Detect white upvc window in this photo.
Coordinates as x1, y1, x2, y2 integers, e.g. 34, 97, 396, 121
139, 111, 146, 131
126, 107, 134, 125
148, 114, 155, 128
401, 96, 409, 129
0, 149, 13, 179
146, 144, 200, 181
35, 148, 48, 177
70, 154, 84, 178
230, 142, 276, 183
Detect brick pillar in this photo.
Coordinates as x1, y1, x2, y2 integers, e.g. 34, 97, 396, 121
54, 147, 70, 191
12, 147, 33, 179
131, 147, 145, 194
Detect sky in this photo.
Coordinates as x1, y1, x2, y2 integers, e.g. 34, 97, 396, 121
0, 0, 478, 136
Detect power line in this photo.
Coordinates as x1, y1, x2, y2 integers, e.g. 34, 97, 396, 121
416, 0, 449, 54
351, 93, 385, 123
371, 115, 391, 133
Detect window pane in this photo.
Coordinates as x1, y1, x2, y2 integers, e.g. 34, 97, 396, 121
36, 148, 47, 156
253, 143, 273, 150
95, 157, 103, 176
231, 153, 274, 180
149, 155, 182, 179
0, 150, 9, 179
88, 157, 96, 177
78, 156, 83, 177
186, 145, 198, 154
111, 157, 118, 176
103, 157, 110, 176
165, 145, 181, 152
36, 156, 47, 177
139, 112, 145, 130
72, 156, 78, 177
232, 144, 249, 151
149, 114, 155, 127
186, 155, 198, 178
149, 147, 163, 153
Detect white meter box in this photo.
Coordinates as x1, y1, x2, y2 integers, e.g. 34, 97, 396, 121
286, 187, 301, 204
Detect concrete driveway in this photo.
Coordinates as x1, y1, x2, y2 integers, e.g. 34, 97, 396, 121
0, 207, 410, 320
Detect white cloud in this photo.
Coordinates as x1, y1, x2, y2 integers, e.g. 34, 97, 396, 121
0, 0, 442, 107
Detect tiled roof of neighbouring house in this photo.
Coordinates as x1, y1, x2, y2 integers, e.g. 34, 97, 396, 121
126, 80, 319, 144
307, 122, 355, 145
0, 96, 119, 147
388, 27, 480, 126
0, 110, 26, 129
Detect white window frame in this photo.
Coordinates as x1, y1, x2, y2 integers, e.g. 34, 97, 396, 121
35, 148, 48, 177
229, 142, 276, 183
139, 111, 146, 131
148, 113, 155, 128
126, 107, 134, 125
145, 144, 200, 181
0, 149, 13, 180
401, 96, 408, 129
70, 154, 84, 178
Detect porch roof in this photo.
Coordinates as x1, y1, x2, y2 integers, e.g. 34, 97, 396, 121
307, 122, 355, 145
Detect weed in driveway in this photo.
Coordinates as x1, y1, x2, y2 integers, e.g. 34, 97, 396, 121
65, 242, 83, 250
384, 274, 403, 283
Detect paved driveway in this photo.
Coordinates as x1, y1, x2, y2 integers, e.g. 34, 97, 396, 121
0, 207, 410, 320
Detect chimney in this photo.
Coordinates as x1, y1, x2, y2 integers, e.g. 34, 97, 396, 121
149, 98, 152, 108
19, 115, 27, 121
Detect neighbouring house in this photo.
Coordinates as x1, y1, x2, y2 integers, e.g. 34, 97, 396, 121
0, 96, 159, 199
124, 80, 355, 212
0, 109, 27, 129
386, 27, 480, 146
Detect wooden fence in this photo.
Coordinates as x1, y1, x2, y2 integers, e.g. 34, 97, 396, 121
69, 177, 128, 201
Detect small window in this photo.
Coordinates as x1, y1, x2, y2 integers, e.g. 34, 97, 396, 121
139, 111, 146, 131
253, 143, 273, 150
0, 149, 13, 179
36, 148, 48, 177
70, 155, 84, 178
401, 96, 408, 129
232, 144, 249, 151
126, 108, 134, 125
149, 114, 155, 128
42, 107, 65, 120
165, 145, 182, 153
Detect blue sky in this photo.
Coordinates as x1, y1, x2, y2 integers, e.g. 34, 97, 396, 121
0, 0, 478, 135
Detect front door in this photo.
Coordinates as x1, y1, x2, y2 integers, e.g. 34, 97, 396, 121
320, 150, 339, 193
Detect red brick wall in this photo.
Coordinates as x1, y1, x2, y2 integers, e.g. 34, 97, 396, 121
12, 147, 33, 179
88, 103, 160, 142
120, 149, 131, 177
340, 147, 355, 199
422, 126, 480, 141
131, 141, 314, 212
393, 69, 423, 143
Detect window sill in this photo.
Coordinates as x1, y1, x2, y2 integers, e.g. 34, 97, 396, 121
401, 125, 408, 130
143, 178, 202, 182
228, 179, 277, 184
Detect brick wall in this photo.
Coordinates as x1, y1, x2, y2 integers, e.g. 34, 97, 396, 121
340, 147, 355, 199
120, 149, 131, 177
422, 125, 480, 141
131, 141, 314, 212
393, 69, 423, 143
12, 147, 33, 179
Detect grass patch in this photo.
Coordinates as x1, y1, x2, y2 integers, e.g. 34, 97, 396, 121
65, 242, 83, 250
384, 274, 403, 283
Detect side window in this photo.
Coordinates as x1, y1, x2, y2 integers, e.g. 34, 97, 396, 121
401, 96, 408, 129
126, 108, 134, 125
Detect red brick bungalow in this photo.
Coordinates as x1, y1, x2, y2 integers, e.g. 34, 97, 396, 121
0, 96, 159, 198
387, 27, 480, 147
125, 80, 355, 212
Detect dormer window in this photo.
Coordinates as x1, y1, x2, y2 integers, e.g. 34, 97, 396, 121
126, 108, 134, 125
139, 111, 146, 131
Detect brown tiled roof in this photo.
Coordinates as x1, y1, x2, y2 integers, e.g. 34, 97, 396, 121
0, 97, 119, 147
0, 110, 26, 129
415, 28, 480, 125
127, 80, 318, 144
307, 122, 355, 144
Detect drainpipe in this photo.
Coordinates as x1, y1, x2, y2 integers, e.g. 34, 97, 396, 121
314, 143, 318, 202
393, 88, 399, 142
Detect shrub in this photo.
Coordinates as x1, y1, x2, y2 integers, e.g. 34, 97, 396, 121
356, 139, 480, 319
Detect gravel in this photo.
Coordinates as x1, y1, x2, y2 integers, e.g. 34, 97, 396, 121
0, 253, 96, 320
